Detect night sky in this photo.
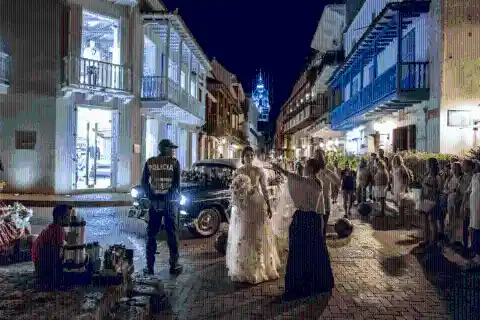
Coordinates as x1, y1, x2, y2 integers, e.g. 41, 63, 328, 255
161, 0, 336, 122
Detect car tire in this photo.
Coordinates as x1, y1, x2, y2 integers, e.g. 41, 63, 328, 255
188, 208, 222, 238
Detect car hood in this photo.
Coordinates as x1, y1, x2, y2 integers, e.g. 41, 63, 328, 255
180, 182, 230, 200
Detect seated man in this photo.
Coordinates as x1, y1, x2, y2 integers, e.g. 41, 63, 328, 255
31, 204, 71, 287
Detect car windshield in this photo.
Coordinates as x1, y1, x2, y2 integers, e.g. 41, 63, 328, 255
182, 164, 234, 188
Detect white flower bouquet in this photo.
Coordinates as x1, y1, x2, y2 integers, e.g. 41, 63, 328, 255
230, 174, 252, 206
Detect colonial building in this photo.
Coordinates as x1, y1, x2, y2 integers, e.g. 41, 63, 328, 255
280, 68, 319, 160
0, 0, 209, 194
246, 94, 260, 151
302, 4, 346, 153
328, 0, 480, 155
140, 8, 211, 171
204, 60, 247, 159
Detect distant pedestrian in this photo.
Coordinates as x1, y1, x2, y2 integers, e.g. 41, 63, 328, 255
418, 158, 443, 252
368, 153, 378, 200
356, 158, 371, 204
374, 160, 389, 216
464, 171, 480, 269
314, 149, 341, 237
331, 159, 341, 204
341, 161, 356, 218
460, 159, 475, 255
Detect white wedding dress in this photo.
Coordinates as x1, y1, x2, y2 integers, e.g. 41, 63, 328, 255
226, 165, 281, 284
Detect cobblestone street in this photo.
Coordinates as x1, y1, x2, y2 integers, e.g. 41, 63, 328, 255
1, 204, 479, 319
151, 203, 476, 320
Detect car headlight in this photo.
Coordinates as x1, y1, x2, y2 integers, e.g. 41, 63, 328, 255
131, 188, 139, 198
180, 195, 187, 206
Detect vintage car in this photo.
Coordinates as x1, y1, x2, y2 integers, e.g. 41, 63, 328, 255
180, 158, 283, 237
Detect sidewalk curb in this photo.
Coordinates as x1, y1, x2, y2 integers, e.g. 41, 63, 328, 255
0, 199, 131, 208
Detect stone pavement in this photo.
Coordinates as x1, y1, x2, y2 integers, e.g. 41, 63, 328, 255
149, 203, 458, 320
0, 192, 131, 207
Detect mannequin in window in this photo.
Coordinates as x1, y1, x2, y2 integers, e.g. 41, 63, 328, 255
83, 40, 100, 85
83, 40, 100, 61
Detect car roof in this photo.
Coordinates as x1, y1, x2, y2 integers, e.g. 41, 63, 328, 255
193, 158, 241, 168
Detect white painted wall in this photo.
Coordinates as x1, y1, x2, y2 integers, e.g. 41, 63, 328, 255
311, 5, 346, 53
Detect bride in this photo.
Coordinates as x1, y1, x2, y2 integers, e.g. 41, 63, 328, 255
226, 146, 281, 284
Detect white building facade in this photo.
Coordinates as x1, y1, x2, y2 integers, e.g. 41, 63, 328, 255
0, 0, 209, 194
140, 13, 211, 171
329, 0, 480, 156
304, 4, 347, 153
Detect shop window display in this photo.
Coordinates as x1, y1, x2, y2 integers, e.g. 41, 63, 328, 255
81, 10, 121, 89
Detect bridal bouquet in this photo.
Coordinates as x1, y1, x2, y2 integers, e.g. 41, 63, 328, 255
230, 174, 252, 206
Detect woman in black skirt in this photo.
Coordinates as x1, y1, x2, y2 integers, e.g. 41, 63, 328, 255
272, 157, 334, 301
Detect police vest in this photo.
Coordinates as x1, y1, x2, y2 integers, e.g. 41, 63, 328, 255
146, 156, 178, 195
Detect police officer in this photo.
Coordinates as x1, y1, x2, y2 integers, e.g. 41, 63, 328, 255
141, 139, 182, 275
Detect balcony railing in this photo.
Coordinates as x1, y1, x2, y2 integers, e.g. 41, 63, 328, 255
64, 56, 131, 92
0, 52, 11, 86
141, 75, 205, 121
331, 62, 429, 128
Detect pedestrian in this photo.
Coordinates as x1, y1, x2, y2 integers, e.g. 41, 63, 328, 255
464, 170, 480, 269
460, 159, 476, 256
341, 161, 356, 218
378, 149, 389, 171
314, 149, 341, 237
368, 153, 378, 201
141, 139, 182, 275
356, 158, 370, 204
374, 160, 389, 216
272, 157, 334, 301
331, 159, 341, 204
444, 162, 463, 247
418, 158, 443, 253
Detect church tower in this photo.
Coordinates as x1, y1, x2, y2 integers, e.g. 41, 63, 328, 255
252, 71, 271, 122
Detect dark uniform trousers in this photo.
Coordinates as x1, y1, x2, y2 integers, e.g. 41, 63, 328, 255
146, 199, 180, 268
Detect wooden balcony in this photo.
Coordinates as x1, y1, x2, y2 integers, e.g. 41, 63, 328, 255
331, 62, 429, 130
62, 56, 132, 98
141, 75, 205, 125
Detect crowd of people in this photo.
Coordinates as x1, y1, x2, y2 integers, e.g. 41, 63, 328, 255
291, 148, 480, 270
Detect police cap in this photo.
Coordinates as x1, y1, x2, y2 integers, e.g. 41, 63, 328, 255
158, 139, 178, 150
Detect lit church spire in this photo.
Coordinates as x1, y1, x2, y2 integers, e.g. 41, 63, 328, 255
252, 71, 270, 122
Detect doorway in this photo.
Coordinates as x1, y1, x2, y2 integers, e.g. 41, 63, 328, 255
75, 107, 114, 190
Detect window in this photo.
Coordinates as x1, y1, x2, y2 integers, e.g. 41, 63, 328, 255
168, 59, 178, 82
15, 131, 36, 150
369, 65, 375, 83
190, 79, 196, 98
143, 37, 156, 76
82, 11, 120, 64
402, 29, 415, 62
352, 77, 359, 95
180, 71, 186, 89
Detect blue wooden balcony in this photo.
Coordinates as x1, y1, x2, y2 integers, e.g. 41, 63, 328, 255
328, 0, 431, 130
331, 61, 429, 129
